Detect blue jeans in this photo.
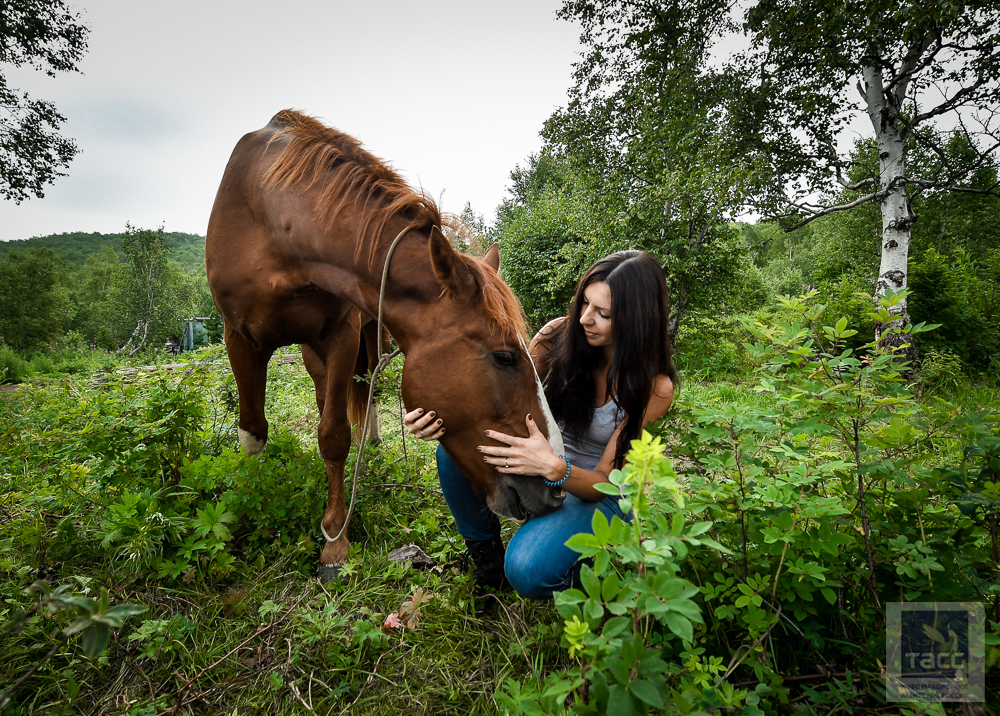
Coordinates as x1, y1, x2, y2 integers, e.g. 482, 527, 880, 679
436, 444, 628, 599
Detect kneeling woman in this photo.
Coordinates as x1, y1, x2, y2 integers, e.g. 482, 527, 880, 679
405, 250, 677, 599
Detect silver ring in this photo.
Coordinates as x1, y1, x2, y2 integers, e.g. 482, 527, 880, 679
505, 457, 508, 468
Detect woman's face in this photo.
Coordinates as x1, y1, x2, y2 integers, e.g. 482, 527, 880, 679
579, 280, 613, 348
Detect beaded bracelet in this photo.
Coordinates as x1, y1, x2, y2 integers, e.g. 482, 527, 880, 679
544, 455, 572, 487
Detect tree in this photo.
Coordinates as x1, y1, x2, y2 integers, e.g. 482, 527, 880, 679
728, 0, 1000, 359
498, 0, 758, 342
116, 225, 182, 355
1, 0, 89, 202
0, 248, 73, 350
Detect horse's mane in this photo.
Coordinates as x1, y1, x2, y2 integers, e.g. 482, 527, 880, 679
262, 109, 441, 264
448, 250, 529, 342
262, 110, 526, 342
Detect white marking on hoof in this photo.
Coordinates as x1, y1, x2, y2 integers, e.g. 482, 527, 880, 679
239, 428, 267, 455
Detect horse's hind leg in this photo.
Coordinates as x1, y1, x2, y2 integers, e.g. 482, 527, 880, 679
303, 314, 362, 581
224, 321, 273, 455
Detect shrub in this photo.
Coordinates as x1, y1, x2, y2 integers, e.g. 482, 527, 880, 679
0, 346, 28, 383
28, 354, 55, 375
500, 290, 1000, 714
919, 347, 967, 396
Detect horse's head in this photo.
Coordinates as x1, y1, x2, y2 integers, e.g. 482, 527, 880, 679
400, 233, 566, 521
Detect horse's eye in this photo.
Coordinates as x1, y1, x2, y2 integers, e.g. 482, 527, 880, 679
491, 351, 517, 368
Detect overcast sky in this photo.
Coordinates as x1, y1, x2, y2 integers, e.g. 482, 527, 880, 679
0, 0, 582, 241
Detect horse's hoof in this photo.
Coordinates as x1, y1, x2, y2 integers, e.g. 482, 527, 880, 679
319, 564, 342, 584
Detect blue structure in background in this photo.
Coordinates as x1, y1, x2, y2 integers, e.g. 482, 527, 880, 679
182, 318, 211, 352
166, 317, 212, 354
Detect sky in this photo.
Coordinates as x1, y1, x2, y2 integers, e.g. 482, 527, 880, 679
0, 0, 582, 241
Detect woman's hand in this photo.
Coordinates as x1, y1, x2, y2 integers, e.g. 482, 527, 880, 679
479, 414, 564, 482
403, 408, 445, 441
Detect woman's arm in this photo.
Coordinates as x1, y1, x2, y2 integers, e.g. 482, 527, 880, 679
480, 375, 675, 502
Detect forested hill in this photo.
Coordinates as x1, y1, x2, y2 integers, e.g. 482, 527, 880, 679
0, 231, 207, 272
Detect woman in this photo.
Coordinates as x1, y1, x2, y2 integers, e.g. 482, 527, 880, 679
405, 250, 677, 599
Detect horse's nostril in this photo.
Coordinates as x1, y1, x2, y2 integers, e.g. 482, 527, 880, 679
548, 488, 567, 507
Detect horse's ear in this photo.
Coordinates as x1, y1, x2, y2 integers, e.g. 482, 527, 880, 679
429, 227, 476, 296
482, 243, 500, 271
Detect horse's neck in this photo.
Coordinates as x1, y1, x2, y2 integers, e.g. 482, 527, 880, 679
337, 222, 440, 353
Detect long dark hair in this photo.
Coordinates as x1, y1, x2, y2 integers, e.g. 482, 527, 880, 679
545, 251, 678, 469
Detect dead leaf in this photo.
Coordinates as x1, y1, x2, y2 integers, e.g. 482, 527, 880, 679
382, 612, 403, 632
399, 587, 434, 629
387, 543, 434, 568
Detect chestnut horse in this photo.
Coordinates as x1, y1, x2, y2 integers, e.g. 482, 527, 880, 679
206, 111, 566, 580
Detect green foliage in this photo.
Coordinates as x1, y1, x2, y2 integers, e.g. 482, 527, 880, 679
496, 173, 599, 329
0, 230, 207, 272
0, 580, 145, 708
0, 0, 89, 201
0, 247, 74, 350
0, 345, 29, 383
918, 348, 967, 396
500, 291, 1000, 713
495, 0, 762, 340
909, 248, 1000, 371
0, 350, 569, 713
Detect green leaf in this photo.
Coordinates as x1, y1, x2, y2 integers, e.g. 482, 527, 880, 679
81, 622, 111, 657
565, 533, 601, 555
594, 549, 611, 575
608, 657, 631, 686
629, 679, 665, 708
663, 612, 693, 642
687, 521, 713, 537
591, 509, 611, 544
580, 565, 601, 599
602, 573, 621, 602
607, 685, 635, 716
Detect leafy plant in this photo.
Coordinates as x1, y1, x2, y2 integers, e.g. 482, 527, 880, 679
0, 581, 145, 708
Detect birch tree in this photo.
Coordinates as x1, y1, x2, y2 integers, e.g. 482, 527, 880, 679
116, 225, 176, 356
730, 0, 1000, 359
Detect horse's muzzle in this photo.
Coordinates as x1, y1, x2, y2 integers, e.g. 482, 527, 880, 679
500, 474, 566, 520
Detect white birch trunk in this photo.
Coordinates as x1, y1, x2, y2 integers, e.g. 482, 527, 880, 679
862, 64, 918, 363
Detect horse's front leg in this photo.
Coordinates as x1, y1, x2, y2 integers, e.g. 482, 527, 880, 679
224, 320, 273, 455
306, 315, 362, 582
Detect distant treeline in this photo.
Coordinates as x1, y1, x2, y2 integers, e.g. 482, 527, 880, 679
0, 231, 207, 273
0, 227, 219, 369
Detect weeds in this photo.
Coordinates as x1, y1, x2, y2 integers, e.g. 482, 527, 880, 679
2, 296, 999, 714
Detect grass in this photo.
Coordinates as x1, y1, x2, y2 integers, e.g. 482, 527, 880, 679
0, 347, 569, 715
2, 343, 998, 714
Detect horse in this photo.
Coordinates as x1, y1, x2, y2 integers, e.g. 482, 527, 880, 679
206, 110, 566, 580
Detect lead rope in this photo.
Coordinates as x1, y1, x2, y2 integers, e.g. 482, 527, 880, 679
320, 225, 415, 545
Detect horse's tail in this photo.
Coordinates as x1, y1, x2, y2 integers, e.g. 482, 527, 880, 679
347, 322, 386, 444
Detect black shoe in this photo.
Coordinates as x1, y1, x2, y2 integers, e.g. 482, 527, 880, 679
463, 534, 511, 594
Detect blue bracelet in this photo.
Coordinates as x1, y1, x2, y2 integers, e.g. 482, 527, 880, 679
544, 455, 572, 487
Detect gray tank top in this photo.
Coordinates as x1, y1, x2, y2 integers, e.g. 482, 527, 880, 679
560, 399, 624, 471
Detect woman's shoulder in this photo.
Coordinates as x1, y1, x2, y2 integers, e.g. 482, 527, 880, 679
653, 374, 674, 399
534, 316, 567, 340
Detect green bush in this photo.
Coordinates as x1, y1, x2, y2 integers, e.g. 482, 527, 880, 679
500, 290, 1000, 714
0, 346, 28, 383
910, 248, 1000, 372
673, 313, 755, 380
919, 347, 967, 396
27, 354, 55, 375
